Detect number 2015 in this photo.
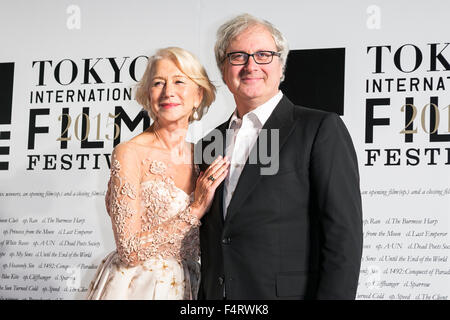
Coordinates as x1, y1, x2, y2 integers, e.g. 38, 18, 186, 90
57, 112, 121, 141
400, 104, 450, 134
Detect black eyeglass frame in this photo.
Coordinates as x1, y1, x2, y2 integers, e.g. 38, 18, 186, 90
223, 51, 281, 65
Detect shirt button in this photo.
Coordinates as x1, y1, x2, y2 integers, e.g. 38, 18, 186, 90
218, 277, 224, 285
222, 237, 231, 245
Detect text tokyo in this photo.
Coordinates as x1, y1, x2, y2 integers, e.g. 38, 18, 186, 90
31, 56, 148, 86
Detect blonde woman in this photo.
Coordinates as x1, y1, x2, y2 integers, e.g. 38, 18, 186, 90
87, 47, 229, 300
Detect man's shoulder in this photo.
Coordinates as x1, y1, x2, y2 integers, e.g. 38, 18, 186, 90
288, 104, 351, 145
277, 95, 333, 123
278, 99, 344, 139
291, 103, 333, 121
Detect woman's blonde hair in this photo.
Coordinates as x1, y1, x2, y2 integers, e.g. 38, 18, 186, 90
135, 47, 216, 122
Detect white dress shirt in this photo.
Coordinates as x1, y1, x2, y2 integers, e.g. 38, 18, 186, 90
223, 91, 283, 218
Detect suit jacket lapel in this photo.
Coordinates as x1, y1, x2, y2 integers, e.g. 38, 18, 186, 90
224, 95, 296, 224
207, 118, 231, 225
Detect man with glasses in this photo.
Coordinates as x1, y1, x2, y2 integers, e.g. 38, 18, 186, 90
197, 14, 363, 300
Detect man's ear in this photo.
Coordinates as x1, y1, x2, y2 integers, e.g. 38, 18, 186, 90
221, 65, 227, 84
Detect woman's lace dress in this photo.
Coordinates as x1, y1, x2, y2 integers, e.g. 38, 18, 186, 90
86, 142, 201, 300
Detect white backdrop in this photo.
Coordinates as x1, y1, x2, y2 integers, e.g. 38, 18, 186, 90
0, 0, 448, 299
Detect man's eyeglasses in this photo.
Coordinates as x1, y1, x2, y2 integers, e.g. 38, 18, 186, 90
224, 51, 281, 65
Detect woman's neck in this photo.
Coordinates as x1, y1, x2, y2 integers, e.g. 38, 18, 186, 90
151, 120, 189, 157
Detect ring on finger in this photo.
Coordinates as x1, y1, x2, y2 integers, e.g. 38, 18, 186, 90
208, 175, 215, 182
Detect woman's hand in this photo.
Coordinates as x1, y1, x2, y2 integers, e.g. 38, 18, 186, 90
191, 156, 230, 219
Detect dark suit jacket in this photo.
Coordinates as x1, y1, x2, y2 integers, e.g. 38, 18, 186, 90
196, 95, 363, 300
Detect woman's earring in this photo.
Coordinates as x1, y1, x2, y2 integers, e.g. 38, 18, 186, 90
192, 106, 199, 120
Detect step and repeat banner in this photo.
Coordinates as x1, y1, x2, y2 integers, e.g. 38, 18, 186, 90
0, 0, 448, 299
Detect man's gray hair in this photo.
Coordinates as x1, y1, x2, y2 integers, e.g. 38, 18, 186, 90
214, 13, 289, 81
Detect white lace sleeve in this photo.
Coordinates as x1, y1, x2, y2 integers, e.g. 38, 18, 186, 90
105, 145, 201, 266
105, 143, 143, 266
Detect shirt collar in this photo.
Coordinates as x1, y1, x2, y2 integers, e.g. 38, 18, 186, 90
228, 90, 283, 129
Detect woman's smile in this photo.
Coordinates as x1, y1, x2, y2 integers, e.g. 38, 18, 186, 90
160, 102, 180, 109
